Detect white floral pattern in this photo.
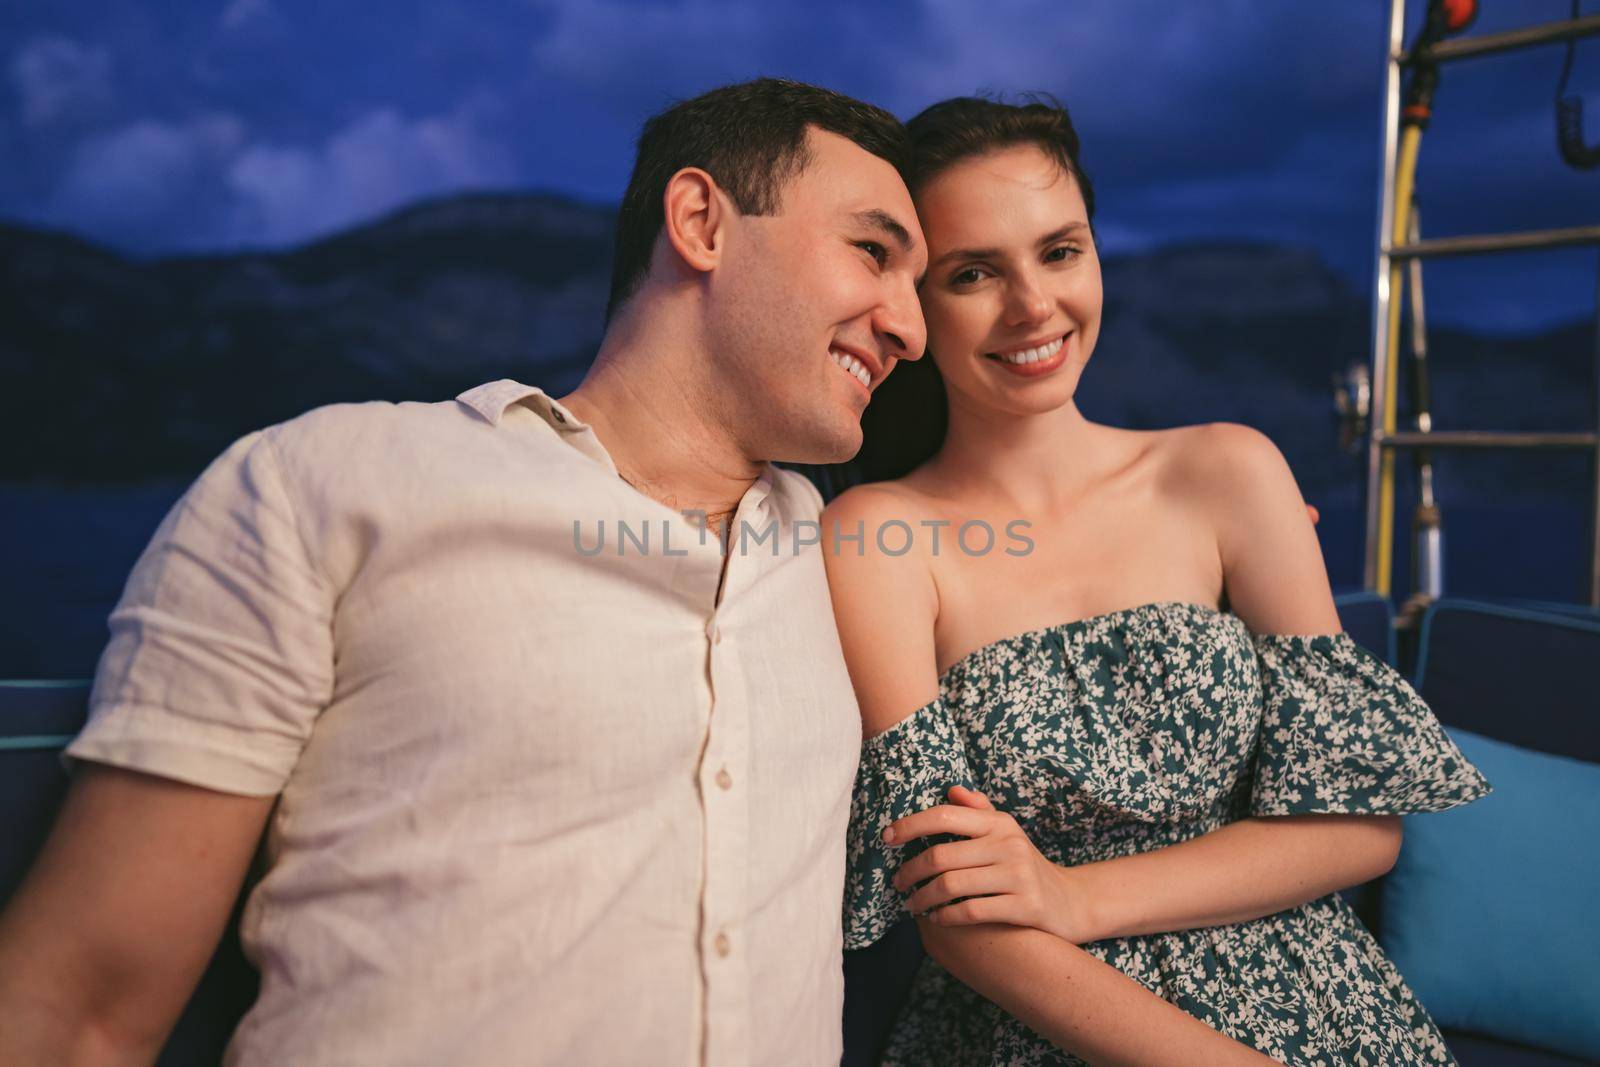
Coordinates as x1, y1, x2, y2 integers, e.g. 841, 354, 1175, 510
844, 601, 1491, 1066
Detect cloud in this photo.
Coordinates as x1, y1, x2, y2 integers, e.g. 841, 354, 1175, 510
9, 35, 113, 126
51, 113, 245, 236
39, 94, 514, 251
220, 0, 286, 34
894, 2, 1378, 177
530, 0, 774, 111
521, 0, 1382, 189
222, 96, 517, 246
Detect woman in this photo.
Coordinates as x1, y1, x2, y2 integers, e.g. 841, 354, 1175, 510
823, 96, 1490, 1066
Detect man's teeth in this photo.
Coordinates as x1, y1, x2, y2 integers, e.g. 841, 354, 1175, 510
829, 349, 871, 388
993, 336, 1066, 365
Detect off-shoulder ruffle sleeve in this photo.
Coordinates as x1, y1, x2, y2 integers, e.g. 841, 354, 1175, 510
843, 695, 977, 950
1249, 631, 1490, 817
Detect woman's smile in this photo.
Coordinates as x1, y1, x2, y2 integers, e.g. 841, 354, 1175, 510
984, 331, 1071, 377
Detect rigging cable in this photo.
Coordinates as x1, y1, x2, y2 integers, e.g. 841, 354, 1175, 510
1558, 0, 1600, 169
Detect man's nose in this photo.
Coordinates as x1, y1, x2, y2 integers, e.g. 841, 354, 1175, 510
876, 278, 927, 362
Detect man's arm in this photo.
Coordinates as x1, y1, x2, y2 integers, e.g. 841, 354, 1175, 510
0, 763, 273, 1067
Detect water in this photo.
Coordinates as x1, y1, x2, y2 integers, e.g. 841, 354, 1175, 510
1, 482, 1591, 679
1, 482, 186, 678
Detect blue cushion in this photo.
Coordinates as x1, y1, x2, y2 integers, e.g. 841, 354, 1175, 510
1381, 729, 1600, 1061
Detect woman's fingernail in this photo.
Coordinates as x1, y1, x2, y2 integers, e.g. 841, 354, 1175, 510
882, 826, 896, 843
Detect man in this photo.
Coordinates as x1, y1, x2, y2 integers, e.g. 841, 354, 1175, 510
0, 77, 926, 1065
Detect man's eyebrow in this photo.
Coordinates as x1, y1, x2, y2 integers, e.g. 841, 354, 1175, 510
851, 209, 915, 253
930, 221, 1089, 269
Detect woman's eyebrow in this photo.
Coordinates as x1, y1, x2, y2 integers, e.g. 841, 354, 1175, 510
931, 221, 1089, 268
1035, 222, 1088, 246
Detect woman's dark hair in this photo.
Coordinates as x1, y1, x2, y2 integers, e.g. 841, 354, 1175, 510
606, 78, 909, 323
905, 93, 1095, 219
815, 93, 1096, 500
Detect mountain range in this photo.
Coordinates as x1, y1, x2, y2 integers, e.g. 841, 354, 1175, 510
3, 191, 1591, 499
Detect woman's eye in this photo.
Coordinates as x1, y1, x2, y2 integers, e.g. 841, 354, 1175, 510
1045, 245, 1080, 263
951, 267, 984, 286
858, 241, 889, 267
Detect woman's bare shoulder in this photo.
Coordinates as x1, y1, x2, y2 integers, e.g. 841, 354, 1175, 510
1152, 421, 1288, 500
823, 473, 945, 530
820, 477, 944, 732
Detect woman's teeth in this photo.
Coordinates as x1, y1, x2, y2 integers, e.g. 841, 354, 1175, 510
991, 335, 1066, 364
830, 348, 871, 388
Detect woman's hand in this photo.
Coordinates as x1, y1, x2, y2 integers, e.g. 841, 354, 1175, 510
887, 785, 1101, 944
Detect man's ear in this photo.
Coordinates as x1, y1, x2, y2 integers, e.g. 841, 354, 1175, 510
661, 167, 727, 276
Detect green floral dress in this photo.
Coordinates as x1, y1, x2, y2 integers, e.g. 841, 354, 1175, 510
845, 600, 1491, 1066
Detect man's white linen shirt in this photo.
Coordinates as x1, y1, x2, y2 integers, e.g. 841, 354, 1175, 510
65, 380, 863, 1066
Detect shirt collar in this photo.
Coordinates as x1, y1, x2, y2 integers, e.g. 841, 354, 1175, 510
456, 379, 582, 431
456, 378, 776, 515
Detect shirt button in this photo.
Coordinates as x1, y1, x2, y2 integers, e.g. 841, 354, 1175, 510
715, 766, 733, 790
707, 621, 722, 644
714, 931, 731, 958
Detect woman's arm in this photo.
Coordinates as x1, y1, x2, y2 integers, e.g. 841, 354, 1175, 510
822, 485, 1277, 1065
891, 424, 1399, 945
921, 922, 1279, 1067
1082, 427, 1399, 938
890, 789, 1398, 946
1053, 813, 1398, 942
1074, 423, 1397, 939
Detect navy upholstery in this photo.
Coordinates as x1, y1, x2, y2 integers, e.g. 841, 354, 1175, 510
1333, 589, 1398, 665
1415, 599, 1600, 764
0, 682, 85, 899
841, 916, 923, 1067
1447, 1031, 1600, 1067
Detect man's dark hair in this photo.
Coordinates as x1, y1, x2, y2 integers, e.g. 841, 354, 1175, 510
605, 77, 909, 321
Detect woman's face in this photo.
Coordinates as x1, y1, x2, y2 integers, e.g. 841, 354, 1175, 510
914, 144, 1102, 418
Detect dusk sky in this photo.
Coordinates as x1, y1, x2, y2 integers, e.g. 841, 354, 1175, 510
2, 0, 1596, 332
